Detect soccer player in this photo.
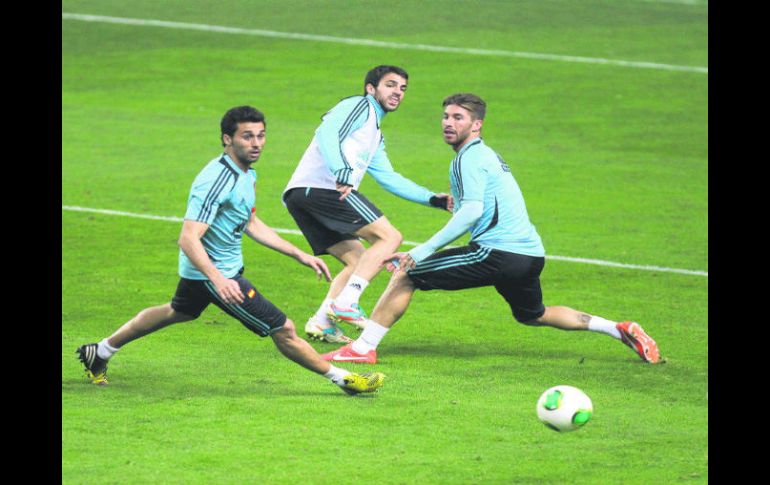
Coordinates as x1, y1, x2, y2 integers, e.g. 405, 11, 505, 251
282, 65, 452, 343
321, 93, 661, 365
76, 106, 385, 395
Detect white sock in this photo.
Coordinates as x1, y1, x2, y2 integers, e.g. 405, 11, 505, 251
313, 298, 334, 327
351, 320, 389, 354
587, 316, 622, 339
97, 338, 119, 360
324, 365, 350, 385
334, 274, 370, 308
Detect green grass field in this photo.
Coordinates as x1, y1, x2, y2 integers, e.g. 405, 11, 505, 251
62, 1, 708, 483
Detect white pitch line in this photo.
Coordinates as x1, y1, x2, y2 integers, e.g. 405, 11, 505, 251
61, 13, 707, 74
641, 0, 704, 4
62, 205, 708, 277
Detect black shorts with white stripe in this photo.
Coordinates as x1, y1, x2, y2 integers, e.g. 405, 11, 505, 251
283, 187, 384, 255
406, 242, 546, 322
170, 270, 287, 337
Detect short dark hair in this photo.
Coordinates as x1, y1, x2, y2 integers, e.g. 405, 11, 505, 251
442, 93, 486, 120
220, 106, 265, 147
364, 65, 408, 93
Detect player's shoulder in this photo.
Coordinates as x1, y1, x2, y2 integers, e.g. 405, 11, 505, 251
475, 139, 498, 154
460, 140, 509, 175
195, 154, 223, 175
194, 155, 239, 183
321, 95, 369, 124
460, 139, 495, 161
332, 95, 367, 111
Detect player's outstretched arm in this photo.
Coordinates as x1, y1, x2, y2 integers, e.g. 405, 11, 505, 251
366, 144, 443, 207
408, 200, 483, 263
244, 213, 332, 281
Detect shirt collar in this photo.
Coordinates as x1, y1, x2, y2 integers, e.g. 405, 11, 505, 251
457, 137, 483, 157
222, 153, 250, 174
365, 94, 386, 122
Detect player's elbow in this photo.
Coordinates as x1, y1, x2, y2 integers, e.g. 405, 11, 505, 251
177, 231, 196, 253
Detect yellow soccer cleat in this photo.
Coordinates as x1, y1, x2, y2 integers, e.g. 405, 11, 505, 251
85, 369, 109, 386
339, 372, 386, 395
76, 343, 109, 386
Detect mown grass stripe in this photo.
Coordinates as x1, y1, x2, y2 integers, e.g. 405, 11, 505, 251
62, 205, 708, 277
61, 13, 708, 74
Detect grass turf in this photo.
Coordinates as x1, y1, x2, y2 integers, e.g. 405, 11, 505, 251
62, 1, 708, 483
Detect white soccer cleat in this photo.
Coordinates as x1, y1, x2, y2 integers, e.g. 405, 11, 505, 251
305, 315, 352, 344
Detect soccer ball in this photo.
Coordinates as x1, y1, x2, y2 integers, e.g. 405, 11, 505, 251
536, 385, 593, 432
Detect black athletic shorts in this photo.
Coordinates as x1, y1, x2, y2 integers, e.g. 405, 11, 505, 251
170, 269, 287, 337
406, 242, 546, 322
283, 187, 384, 255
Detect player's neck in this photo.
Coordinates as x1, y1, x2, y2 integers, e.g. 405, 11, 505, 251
452, 134, 481, 153
366, 94, 386, 122
224, 151, 251, 173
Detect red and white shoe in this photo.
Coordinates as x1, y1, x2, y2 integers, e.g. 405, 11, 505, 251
321, 344, 377, 364
616, 321, 660, 364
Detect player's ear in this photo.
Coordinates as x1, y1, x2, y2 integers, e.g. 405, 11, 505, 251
365, 83, 376, 96
472, 119, 483, 133
222, 134, 232, 147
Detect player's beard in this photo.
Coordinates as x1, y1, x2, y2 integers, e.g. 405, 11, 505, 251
229, 147, 261, 168
444, 130, 468, 149
373, 91, 401, 112
239, 146, 261, 165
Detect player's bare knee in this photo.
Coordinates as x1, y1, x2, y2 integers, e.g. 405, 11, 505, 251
281, 318, 296, 334
378, 225, 402, 253
389, 226, 403, 245
164, 304, 195, 324
390, 225, 404, 246
361, 220, 402, 248
170, 311, 195, 324
272, 318, 297, 342
515, 310, 546, 326
519, 318, 544, 326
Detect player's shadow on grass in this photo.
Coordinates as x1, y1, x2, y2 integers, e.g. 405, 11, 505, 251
62, 376, 374, 399
384, 341, 624, 364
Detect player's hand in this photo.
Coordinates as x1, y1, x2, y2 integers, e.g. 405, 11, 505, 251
335, 183, 354, 201
297, 252, 332, 282
430, 193, 454, 212
383, 253, 403, 273
399, 253, 417, 271
383, 252, 416, 272
214, 277, 244, 305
